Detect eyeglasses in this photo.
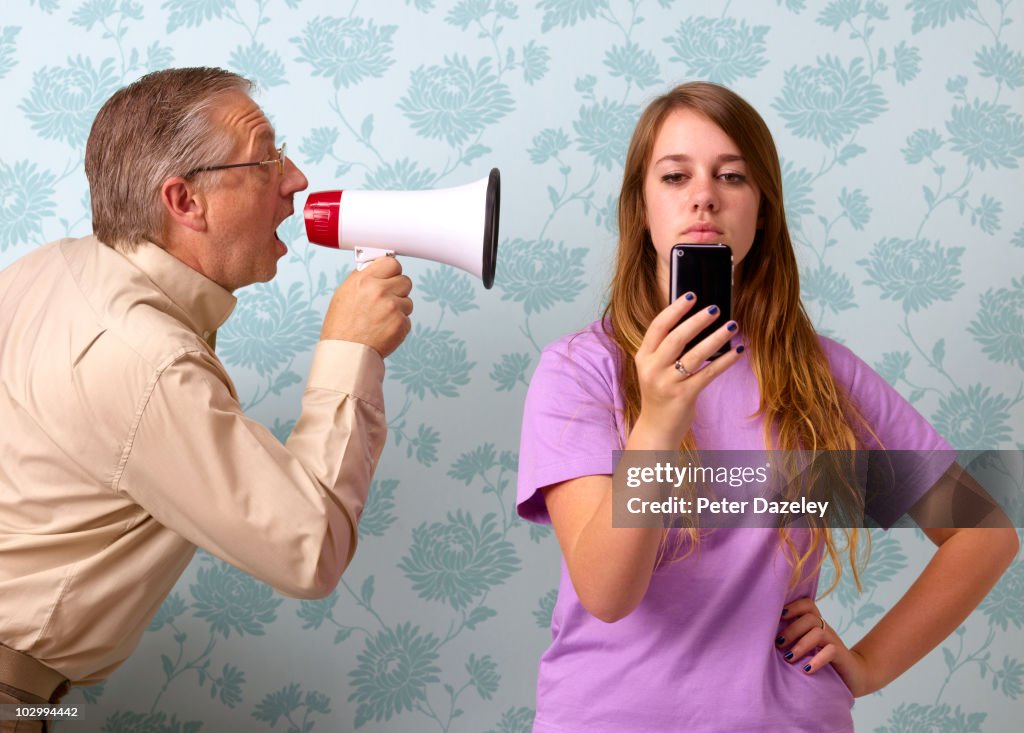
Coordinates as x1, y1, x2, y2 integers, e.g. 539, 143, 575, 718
185, 143, 287, 178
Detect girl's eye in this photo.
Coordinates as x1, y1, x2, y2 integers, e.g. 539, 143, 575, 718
661, 173, 686, 184
719, 172, 746, 183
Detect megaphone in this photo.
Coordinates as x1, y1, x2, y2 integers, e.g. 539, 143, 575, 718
303, 168, 500, 289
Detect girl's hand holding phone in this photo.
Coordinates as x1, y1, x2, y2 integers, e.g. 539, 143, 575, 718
632, 292, 745, 447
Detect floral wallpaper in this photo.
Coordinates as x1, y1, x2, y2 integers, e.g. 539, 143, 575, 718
2, 0, 1022, 731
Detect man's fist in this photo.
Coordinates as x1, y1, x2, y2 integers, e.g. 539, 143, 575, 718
321, 257, 413, 358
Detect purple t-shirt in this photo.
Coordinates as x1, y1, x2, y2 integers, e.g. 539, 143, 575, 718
517, 321, 953, 733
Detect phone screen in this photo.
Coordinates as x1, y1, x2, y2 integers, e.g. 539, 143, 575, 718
669, 243, 733, 360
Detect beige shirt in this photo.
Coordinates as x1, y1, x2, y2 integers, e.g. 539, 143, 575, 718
0, 236, 386, 684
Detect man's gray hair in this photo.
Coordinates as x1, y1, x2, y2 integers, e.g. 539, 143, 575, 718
85, 67, 254, 252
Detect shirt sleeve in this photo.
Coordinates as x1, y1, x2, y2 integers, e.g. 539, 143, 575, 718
516, 331, 624, 524
115, 339, 386, 598
823, 338, 955, 528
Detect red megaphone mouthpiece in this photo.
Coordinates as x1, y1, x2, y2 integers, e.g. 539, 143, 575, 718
303, 191, 342, 248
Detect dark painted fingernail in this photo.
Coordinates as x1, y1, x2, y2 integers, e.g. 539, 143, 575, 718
708, 305, 719, 315
736, 345, 745, 354
781, 608, 788, 617
803, 664, 812, 672
684, 292, 695, 301
726, 321, 738, 332
775, 636, 785, 645
784, 651, 794, 661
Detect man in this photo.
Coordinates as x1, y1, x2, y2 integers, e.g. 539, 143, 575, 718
0, 67, 412, 724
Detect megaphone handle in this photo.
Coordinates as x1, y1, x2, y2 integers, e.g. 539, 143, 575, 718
354, 247, 397, 271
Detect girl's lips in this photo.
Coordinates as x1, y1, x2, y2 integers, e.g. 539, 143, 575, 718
682, 229, 724, 243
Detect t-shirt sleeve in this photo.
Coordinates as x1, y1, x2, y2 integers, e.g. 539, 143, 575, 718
823, 338, 955, 528
516, 332, 623, 524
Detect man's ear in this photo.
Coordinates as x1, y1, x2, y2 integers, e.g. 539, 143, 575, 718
160, 177, 208, 233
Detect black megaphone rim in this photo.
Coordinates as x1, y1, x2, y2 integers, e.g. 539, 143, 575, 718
481, 168, 500, 289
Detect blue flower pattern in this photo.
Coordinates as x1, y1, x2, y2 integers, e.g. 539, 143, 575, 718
19, 56, 119, 147
399, 56, 513, 147
292, 16, 397, 90
773, 56, 887, 146
0, 161, 56, 250
663, 17, 769, 85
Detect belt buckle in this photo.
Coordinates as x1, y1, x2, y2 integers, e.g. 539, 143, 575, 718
49, 679, 70, 703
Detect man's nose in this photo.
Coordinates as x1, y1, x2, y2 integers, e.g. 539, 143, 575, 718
282, 157, 309, 194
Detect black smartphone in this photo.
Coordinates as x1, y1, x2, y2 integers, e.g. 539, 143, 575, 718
669, 243, 733, 360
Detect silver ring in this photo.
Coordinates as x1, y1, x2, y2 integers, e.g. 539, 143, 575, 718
674, 359, 693, 379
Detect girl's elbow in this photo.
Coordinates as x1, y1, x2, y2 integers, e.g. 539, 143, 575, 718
961, 527, 1018, 573
586, 603, 637, 624
996, 527, 1021, 565
577, 590, 643, 623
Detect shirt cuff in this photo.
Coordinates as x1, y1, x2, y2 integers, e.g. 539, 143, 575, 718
306, 340, 385, 411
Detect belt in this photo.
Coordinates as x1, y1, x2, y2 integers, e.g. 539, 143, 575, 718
0, 644, 69, 705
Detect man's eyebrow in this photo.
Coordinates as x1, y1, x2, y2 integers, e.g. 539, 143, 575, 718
652, 153, 746, 165
253, 127, 277, 148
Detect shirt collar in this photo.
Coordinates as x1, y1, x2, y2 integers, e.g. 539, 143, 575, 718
121, 240, 237, 337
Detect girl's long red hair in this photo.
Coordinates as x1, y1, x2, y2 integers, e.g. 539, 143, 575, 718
604, 82, 873, 592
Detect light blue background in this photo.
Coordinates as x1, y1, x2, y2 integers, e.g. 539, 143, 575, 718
2, 0, 1023, 731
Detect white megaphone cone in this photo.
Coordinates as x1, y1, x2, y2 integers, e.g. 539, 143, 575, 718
303, 168, 500, 289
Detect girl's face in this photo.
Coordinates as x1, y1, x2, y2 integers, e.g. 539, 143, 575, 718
644, 108, 762, 299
